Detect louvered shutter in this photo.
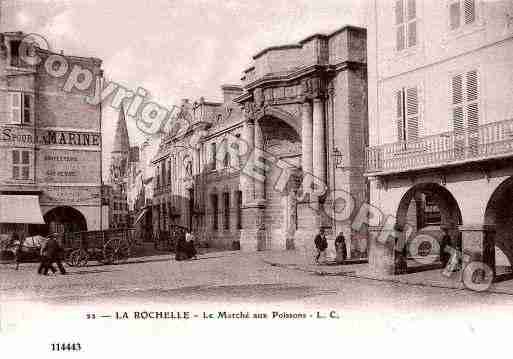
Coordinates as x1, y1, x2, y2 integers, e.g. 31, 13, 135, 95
396, 0, 405, 51
22, 150, 29, 164
466, 70, 479, 155
23, 93, 34, 124
11, 92, 21, 124
466, 70, 479, 131
463, 0, 476, 25
407, 0, 417, 47
396, 90, 404, 141
12, 150, 20, 179
449, 1, 461, 30
451, 74, 464, 134
406, 87, 419, 141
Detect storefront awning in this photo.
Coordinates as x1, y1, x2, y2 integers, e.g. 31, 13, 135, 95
0, 195, 45, 224
134, 208, 149, 225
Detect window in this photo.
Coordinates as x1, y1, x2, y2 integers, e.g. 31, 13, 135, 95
224, 145, 230, 168
395, 0, 417, 51
168, 159, 172, 183
423, 194, 442, 226
156, 166, 160, 188
211, 194, 218, 230
161, 160, 166, 187
211, 142, 217, 170
236, 190, 242, 230
396, 86, 419, 142
223, 192, 230, 230
9, 92, 34, 124
449, 0, 476, 30
12, 150, 30, 180
9, 40, 21, 67
452, 70, 479, 155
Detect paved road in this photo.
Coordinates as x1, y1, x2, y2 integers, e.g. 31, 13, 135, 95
2, 250, 513, 313
2, 250, 512, 359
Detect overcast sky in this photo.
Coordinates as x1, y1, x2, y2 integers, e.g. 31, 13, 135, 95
2, 0, 368, 176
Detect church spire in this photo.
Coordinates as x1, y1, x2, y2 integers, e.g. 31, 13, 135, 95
112, 103, 130, 153
109, 103, 130, 184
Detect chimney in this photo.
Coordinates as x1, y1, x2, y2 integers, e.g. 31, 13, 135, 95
221, 84, 243, 103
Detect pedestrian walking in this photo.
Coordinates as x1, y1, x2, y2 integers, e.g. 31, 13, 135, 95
37, 236, 56, 275
13, 232, 22, 271
185, 230, 197, 260
39, 234, 66, 275
335, 231, 347, 264
175, 229, 187, 261
440, 228, 452, 267
314, 228, 328, 265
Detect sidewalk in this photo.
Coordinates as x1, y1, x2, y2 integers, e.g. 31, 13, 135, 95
262, 250, 513, 295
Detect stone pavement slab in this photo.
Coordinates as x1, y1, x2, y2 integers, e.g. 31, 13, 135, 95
262, 250, 513, 295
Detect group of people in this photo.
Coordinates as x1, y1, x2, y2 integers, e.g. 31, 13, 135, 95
37, 234, 67, 275
175, 230, 198, 261
314, 228, 347, 265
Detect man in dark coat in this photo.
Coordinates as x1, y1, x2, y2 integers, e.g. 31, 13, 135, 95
335, 232, 347, 264
175, 230, 187, 261
314, 228, 328, 264
39, 234, 66, 275
440, 228, 452, 267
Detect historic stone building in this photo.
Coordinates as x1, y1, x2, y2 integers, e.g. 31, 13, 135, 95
366, 0, 513, 280
0, 31, 103, 238
152, 26, 368, 254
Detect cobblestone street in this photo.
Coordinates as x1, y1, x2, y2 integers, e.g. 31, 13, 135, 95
2, 250, 512, 358
2, 250, 513, 312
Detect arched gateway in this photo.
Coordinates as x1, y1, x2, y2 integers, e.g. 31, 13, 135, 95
393, 182, 462, 273
484, 176, 513, 277
43, 206, 88, 235
234, 26, 368, 252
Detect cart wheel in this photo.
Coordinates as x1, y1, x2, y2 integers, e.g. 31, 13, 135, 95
101, 240, 116, 265
115, 241, 131, 263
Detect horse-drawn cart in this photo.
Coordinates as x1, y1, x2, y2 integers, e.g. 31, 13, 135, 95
62, 228, 135, 267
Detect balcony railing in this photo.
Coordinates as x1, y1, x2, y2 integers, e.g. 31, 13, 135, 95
365, 119, 513, 174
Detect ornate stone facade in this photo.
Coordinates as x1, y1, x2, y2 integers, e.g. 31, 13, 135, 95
152, 26, 368, 255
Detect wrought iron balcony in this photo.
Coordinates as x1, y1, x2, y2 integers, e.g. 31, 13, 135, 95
365, 119, 513, 175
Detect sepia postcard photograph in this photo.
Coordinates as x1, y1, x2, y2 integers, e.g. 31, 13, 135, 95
0, 0, 512, 357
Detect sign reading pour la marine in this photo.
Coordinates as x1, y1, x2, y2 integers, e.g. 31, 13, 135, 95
0, 127, 101, 147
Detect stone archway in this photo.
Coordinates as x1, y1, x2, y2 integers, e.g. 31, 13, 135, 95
484, 176, 513, 276
43, 206, 88, 235
259, 115, 302, 250
395, 183, 462, 273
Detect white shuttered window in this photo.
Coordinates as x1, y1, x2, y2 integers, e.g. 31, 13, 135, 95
449, 0, 476, 30
396, 86, 420, 142
451, 70, 479, 132
9, 92, 34, 124
395, 0, 417, 51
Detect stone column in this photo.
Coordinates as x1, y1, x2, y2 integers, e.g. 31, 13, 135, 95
254, 119, 265, 202
460, 224, 496, 278
301, 101, 313, 176
193, 147, 200, 175
240, 118, 255, 205
312, 98, 326, 184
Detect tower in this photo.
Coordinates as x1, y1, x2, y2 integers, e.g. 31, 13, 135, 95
108, 104, 130, 229
109, 104, 130, 184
